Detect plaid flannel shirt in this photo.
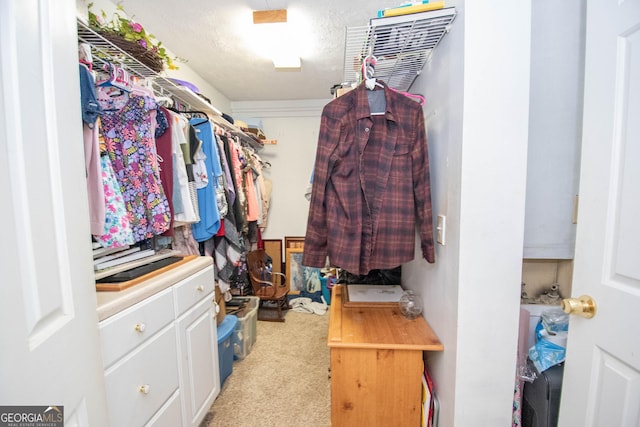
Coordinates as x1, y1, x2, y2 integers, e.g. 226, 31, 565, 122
303, 83, 435, 274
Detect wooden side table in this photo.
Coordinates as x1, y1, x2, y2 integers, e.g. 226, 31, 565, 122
328, 285, 443, 426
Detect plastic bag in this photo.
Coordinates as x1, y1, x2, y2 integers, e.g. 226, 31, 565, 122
517, 361, 538, 383
528, 338, 566, 373
541, 307, 569, 334
529, 309, 569, 373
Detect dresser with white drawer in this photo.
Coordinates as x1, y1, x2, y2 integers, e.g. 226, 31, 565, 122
96, 256, 220, 427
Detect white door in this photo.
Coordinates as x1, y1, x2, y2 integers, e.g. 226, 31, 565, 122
559, 0, 640, 425
0, 0, 108, 424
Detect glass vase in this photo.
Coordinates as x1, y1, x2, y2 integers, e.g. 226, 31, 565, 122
399, 290, 423, 320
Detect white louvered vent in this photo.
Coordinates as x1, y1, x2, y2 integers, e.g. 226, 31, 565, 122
343, 7, 457, 92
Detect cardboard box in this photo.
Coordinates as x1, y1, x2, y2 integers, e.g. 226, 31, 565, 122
336, 87, 354, 97
215, 285, 226, 326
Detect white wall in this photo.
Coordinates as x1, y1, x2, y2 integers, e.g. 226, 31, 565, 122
404, 1, 532, 425
401, 0, 465, 423
455, 2, 531, 423
231, 100, 329, 240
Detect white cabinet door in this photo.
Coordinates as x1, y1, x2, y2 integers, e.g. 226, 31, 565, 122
176, 295, 219, 427
523, 0, 584, 259
145, 391, 183, 427
0, 0, 107, 422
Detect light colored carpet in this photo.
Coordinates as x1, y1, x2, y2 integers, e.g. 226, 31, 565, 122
201, 309, 331, 427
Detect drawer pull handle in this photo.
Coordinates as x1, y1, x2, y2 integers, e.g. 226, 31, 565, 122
134, 323, 146, 333
196, 285, 204, 292
139, 384, 150, 394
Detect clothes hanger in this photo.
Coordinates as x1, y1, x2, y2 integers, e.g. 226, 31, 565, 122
79, 59, 93, 71
361, 50, 424, 107
78, 43, 93, 70
96, 62, 132, 92
155, 95, 174, 107
165, 107, 209, 120
389, 87, 426, 106
362, 55, 384, 90
362, 53, 387, 115
184, 111, 210, 120
94, 62, 133, 112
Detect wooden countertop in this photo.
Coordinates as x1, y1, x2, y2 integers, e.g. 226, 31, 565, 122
328, 285, 444, 351
95, 256, 213, 321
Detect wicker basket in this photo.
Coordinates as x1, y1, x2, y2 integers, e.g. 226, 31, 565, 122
98, 30, 164, 73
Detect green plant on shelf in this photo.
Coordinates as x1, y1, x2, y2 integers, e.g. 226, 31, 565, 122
87, 2, 184, 71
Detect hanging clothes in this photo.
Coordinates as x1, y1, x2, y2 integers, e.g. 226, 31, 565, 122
83, 122, 105, 236
250, 152, 268, 227
190, 117, 223, 242
241, 146, 260, 223
78, 63, 102, 128
303, 82, 435, 275
79, 64, 105, 235
171, 223, 200, 256
220, 134, 244, 234
211, 132, 246, 295
99, 94, 171, 242
155, 107, 174, 236
170, 112, 199, 225
215, 132, 236, 210
93, 154, 135, 248
228, 138, 248, 233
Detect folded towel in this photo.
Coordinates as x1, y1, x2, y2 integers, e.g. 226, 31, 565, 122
290, 296, 328, 315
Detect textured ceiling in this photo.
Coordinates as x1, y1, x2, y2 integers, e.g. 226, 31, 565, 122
111, 0, 393, 101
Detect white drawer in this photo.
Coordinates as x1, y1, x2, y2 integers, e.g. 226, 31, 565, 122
173, 265, 214, 316
145, 390, 182, 427
104, 324, 179, 427
100, 287, 175, 369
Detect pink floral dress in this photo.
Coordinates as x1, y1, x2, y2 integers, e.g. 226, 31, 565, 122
100, 95, 171, 242
94, 155, 134, 248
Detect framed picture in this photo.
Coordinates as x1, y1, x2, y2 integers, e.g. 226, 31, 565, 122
263, 239, 283, 275
285, 247, 323, 294
284, 236, 305, 250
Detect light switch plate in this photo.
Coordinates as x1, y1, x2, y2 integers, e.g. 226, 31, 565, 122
436, 215, 446, 245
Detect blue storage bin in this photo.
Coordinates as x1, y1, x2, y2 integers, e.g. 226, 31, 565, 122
217, 314, 238, 386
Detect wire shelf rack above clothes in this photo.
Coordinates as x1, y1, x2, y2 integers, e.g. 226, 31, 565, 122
343, 7, 457, 92
76, 19, 264, 151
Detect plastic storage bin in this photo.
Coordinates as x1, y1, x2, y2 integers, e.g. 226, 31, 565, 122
217, 314, 238, 386
231, 296, 259, 360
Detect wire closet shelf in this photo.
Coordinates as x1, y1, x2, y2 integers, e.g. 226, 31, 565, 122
343, 7, 457, 92
76, 19, 264, 150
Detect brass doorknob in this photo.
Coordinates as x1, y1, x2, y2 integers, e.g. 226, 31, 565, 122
561, 295, 597, 319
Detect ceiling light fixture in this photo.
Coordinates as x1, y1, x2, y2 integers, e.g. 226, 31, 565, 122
252, 9, 301, 71
272, 56, 301, 71
253, 9, 287, 24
